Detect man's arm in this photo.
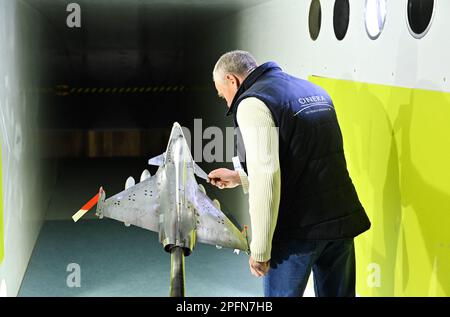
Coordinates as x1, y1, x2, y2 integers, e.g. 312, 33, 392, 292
236, 97, 281, 263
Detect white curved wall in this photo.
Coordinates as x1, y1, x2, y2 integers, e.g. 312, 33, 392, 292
0, 0, 50, 297
231, 0, 449, 93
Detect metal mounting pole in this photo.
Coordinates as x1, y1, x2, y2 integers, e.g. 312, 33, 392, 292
169, 247, 185, 297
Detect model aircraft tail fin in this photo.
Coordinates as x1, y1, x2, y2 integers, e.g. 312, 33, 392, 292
72, 187, 103, 222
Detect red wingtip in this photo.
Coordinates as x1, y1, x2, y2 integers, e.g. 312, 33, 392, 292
81, 192, 100, 212
72, 191, 100, 222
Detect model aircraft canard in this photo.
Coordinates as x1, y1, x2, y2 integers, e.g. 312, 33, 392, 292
73, 122, 250, 255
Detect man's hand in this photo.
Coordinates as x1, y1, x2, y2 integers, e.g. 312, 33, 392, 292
249, 256, 270, 277
208, 168, 241, 189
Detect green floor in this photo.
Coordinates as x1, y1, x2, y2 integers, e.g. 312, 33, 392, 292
18, 219, 263, 297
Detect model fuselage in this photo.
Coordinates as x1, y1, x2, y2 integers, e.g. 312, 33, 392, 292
157, 126, 198, 255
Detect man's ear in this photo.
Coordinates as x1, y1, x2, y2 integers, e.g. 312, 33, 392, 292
226, 74, 241, 89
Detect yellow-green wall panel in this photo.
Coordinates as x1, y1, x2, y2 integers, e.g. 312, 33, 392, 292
0, 142, 3, 264
309, 76, 450, 297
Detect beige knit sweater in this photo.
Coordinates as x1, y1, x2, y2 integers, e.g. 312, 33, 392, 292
236, 97, 281, 262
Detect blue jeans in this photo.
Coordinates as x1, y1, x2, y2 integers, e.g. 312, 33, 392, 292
263, 238, 356, 297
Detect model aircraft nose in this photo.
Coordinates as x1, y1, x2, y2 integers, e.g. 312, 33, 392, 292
170, 122, 185, 139
172, 122, 185, 134
173, 122, 182, 129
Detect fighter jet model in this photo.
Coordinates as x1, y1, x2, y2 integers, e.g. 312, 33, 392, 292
72, 122, 249, 297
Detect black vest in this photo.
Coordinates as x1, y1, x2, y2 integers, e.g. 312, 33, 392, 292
228, 62, 371, 241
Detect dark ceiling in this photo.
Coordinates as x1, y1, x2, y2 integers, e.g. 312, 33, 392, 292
19, 0, 270, 131
23, 0, 270, 85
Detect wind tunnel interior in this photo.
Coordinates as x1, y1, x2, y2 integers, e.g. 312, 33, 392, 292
1, 0, 271, 297
37, 0, 254, 222
3, 0, 449, 298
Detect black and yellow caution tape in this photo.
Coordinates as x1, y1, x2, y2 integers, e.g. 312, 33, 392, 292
50, 84, 188, 96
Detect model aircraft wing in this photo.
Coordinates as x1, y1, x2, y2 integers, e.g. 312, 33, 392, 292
189, 187, 249, 252
193, 162, 209, 181
148, 152, 209, 181
148, 152, 166, 167
95, 176, 160, 232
